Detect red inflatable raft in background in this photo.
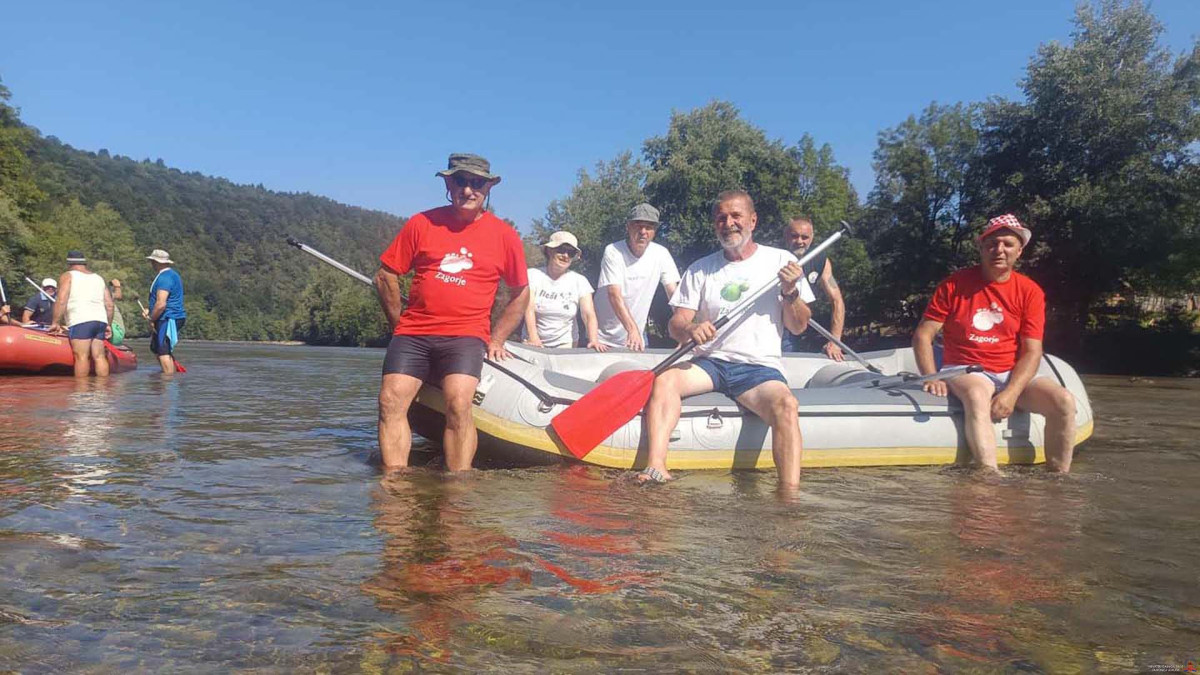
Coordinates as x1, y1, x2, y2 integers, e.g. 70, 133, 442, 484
0, 325, 137, 375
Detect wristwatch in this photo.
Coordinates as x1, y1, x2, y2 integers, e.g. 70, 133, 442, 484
780, 288, 800, 301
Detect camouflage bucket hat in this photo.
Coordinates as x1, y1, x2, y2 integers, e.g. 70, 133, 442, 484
436, 153, 501, 184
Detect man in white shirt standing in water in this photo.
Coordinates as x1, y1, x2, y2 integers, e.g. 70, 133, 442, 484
593, 203, 681, 351
48, 250, 114, 377
640, 190, 814, 487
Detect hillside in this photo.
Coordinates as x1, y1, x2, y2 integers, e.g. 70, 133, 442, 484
1, 81, 401, 342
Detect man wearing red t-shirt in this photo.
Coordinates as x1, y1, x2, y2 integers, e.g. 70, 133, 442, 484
913, 214, 1078, 473
373, 153, 530, 471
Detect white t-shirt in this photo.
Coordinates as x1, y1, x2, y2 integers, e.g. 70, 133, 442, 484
526, 267, 595, 348
594, 240, 681, 347
670, 244, 815, 371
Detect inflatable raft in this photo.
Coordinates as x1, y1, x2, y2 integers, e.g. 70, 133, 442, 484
0, 325, 137, 375
408, 343, 1093, 470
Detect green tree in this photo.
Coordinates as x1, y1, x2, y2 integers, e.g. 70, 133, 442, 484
864, 102, 984, 323
978, 0, 1200, 333
789, 135, 873, 328
529, 151, 646, 279
290, 268, 392, 346
0, 78, 45, 215
643, 101, 804, 265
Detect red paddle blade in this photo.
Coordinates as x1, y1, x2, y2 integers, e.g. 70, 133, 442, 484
550, 370, 656, 459
173, 358, 187, 373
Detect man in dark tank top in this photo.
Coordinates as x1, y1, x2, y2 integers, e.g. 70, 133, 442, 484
782, 217, 847, 360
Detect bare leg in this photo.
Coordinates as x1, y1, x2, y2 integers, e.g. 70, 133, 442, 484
1016, 378, 1078, 472
69, 339, 91, 377
157, 354, 176, 374
90, 339, 109, 377
440, 373, 481, 472
378, 373, 423, 468
946, 373, 1000, 471
642, 363, 715, 481
737, 381, 802, 487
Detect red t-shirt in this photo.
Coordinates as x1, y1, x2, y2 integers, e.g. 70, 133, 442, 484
379, 206, 528, 341
922, 267, 1046, 372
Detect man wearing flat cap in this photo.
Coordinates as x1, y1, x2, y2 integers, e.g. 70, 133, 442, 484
374, 153, 529, 472
913, 214, 1079, 473
593, 203, 681, 351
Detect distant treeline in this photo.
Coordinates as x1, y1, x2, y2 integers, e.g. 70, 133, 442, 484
1, 82, 398, 345
1, 2, 1197, 372
529, 1, 1200, 374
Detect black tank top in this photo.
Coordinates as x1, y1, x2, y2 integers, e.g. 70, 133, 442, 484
800, 249, 827, 298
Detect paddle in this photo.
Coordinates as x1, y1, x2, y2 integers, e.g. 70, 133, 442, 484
807, 318, 883, 374
24, 276, 54, 302
285, 237, 375, 285
551, 223, 854, 459
138, 298, 187, 373
865, 364, 982, 390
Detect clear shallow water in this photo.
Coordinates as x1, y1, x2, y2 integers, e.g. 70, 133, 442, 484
1, 342, 1197, 672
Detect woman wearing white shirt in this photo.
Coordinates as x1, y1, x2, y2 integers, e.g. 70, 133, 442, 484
523, 231, 607, 351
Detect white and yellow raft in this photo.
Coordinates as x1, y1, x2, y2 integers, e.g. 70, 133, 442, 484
409, 343, 1094, 470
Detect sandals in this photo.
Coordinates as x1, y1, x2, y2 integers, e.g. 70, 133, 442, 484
635, 467, 671, 485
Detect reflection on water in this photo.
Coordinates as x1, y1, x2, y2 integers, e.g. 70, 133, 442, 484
1, 343, 1198, 671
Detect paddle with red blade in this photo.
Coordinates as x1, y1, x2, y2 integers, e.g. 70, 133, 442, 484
551, 223, 853, 459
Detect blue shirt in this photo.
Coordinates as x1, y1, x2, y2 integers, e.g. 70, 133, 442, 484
23, 293, 54, 324
150, 268, 187, 319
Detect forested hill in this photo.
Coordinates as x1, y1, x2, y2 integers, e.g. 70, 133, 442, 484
2, 81, 401, 341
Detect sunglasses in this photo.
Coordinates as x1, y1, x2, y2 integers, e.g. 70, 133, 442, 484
450, 174, 490, 191
551, 246, 580, 257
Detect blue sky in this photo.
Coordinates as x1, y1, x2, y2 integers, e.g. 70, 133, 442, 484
4, 1, 1197, 231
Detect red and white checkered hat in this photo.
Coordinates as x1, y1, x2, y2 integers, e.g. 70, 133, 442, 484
977, 214, 1032, 245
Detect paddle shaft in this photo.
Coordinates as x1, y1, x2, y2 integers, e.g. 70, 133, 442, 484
806, 318, 882, 374
870, 364, 982, 389
25, 276, 54, 302
650, 225, 851, 376
0, 276, 6, 303
286, 237, 375, 286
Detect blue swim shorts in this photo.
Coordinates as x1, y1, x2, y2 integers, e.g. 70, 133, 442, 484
690, 357, 787, 399
150, 318, 186, 355
68, 321, 107, 340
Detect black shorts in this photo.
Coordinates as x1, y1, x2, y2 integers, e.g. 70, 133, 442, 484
383, 335, 486, 382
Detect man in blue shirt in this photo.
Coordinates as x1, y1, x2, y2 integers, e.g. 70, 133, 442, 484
141, 249, 187, 373
21, 278, 58, 325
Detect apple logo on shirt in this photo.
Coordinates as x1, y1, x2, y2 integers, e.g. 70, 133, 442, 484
440, 248, 474, 274
720, 281, 751, 302
971, 303, 1005, 331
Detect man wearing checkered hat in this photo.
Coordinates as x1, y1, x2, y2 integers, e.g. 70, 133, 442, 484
912, 214, 1079, 473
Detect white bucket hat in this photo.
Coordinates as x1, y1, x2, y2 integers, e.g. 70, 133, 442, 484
146, 249, 174, 264
41, 277, 58, 288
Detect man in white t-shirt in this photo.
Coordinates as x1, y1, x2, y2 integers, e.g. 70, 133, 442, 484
641, 190, 814, 487
593, 203, 681, 350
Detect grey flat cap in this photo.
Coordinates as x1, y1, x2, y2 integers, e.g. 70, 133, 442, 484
627, 203, 660, 224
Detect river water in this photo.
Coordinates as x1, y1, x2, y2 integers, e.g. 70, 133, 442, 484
1, 342, 1196, 672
